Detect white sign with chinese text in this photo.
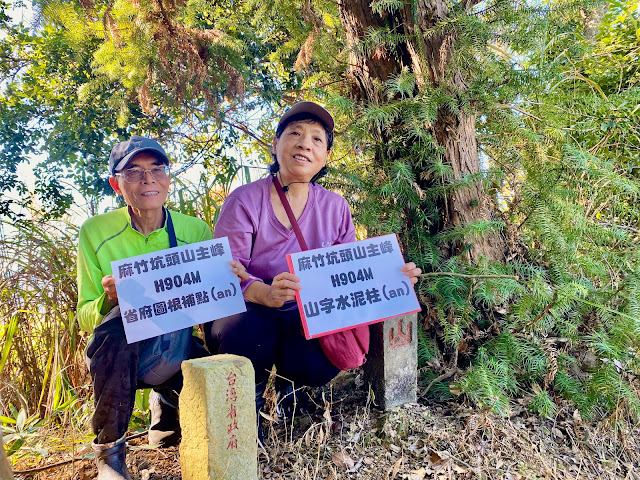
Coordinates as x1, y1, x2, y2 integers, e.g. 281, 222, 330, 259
287, 234, 421, 339
111, 237, 246, 344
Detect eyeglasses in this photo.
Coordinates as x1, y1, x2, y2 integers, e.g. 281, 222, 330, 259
115, 166, 170, 183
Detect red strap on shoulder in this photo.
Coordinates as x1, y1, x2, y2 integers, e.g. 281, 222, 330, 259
273, 176, 309, 251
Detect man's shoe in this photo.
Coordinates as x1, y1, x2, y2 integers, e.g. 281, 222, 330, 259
93, 436, 132, 480
148, 389, 181, 447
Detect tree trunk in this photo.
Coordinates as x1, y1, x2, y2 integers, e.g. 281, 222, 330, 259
436, 104, 506, 261
339, 0, 401, 103
339, 0, 506, 263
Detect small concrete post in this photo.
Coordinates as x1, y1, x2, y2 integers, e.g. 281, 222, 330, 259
179, 354, 257, 480
363, 313, 418, 409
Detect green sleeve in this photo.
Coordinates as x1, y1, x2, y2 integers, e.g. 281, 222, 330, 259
76, 223, 108, 333
201, 222, 213, 242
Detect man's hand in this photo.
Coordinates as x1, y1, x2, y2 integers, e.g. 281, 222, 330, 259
101, 275, 118, 307
229, 260, 250, 282
401, 262, 422, 285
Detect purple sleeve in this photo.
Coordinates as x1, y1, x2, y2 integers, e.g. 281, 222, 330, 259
336, 197, 356, 245
214, 196, 263, 293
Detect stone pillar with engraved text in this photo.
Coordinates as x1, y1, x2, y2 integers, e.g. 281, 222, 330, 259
363, 313, 418, 409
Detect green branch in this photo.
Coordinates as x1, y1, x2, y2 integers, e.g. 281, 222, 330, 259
420, 272, 520, 281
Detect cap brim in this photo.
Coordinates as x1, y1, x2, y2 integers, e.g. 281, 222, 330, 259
113, 148, 170, 173
278, 101, 334, 132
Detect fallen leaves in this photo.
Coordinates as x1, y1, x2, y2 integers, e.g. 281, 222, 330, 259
331, 450, 363, 473
386, 455, 405, 478
331, 451, 354, 470
26, 370, 640, 480
427, 450, 469, 477
402, 467, 427, 480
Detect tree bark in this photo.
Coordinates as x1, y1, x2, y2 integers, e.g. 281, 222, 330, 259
338, 0, 506, 263
436, 104, 506, 261
339, 0, 401, 103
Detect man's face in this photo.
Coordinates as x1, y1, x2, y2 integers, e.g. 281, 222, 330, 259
108, 152, 170, 213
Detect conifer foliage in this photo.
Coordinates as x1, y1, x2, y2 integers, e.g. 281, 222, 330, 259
324, 0, 640, 419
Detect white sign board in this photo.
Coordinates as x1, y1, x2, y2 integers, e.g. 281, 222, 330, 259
287, 234, 421, 339
111, 237, 246, 344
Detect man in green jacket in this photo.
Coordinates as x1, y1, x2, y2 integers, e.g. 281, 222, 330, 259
77, 136, 246, 480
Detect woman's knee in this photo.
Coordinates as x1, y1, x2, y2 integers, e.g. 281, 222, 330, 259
277, 338, 339, 387
208, 303, 277, 353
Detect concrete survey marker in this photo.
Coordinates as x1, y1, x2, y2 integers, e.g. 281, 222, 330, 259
180, 354, 257, 480
363, 313, 418, 409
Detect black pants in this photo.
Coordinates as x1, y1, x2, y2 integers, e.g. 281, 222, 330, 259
204, 302, 339, 387
86, 307, 208, 444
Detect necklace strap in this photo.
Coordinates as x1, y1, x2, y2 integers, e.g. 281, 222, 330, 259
274, 176, 309, 251
166, 208, 177, 248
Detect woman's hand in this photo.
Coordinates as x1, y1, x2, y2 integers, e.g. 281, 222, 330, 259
401, 262, 422, 285
230, 260, 250, 282
101, 275, 118, 307
264, 272, 302, 308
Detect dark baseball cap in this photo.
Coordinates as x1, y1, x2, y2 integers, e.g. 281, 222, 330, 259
108, 136, 170, 175
277, 101, 334, 133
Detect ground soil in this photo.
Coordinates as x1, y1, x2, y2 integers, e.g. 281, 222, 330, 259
8, 370, 640, 480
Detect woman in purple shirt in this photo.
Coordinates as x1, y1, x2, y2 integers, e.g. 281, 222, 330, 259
206, 102, 421, 399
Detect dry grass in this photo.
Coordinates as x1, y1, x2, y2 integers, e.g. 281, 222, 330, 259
0, 219, 89, 419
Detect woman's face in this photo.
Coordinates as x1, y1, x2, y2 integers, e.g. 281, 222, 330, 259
272, 120, 328, 183
109, 152, 170, 214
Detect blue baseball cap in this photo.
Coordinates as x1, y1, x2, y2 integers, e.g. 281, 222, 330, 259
108, 136, 170, 175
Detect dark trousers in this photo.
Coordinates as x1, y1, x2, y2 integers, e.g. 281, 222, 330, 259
86, 307, 208, 444
204, 302, 339, 387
